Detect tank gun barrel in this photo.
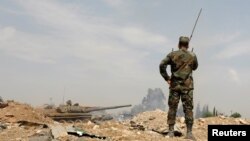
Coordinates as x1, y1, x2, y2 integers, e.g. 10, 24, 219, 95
84, 104, 132, 113
56, 104, 132, 113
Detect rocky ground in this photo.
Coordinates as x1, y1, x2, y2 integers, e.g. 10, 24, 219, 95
0, 101, 249, 141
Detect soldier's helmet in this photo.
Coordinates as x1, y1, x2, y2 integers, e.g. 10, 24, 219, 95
179, 36, 189, 43
178, 36, 189, 48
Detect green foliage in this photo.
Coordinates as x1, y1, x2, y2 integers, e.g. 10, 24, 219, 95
202, 111, 213, 118
230, 112, 241, 118
213, 107, 218, 116
195, 103, 202, 118
198, 104, 220, 118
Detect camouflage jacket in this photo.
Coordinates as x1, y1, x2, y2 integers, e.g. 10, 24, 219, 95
159, 48, 198, 91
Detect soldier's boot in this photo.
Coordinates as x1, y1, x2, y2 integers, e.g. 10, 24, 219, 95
166, 124, 174, 137
185, 124, 196, 141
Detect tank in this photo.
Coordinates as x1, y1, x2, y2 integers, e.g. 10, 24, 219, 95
45, 104, 132, 122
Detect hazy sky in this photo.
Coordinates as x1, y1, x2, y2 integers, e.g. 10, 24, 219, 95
0, 0, 250, 117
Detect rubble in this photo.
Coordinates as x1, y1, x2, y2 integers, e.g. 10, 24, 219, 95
28, 129, 53, 141
235, 118, 249, 125
130, 109, 183, 137
198, 118, 205, 123
0, 101, 249, 141
0, 123, 7, 130
67, 126, 106, 139
0, 101, 52, 141
50, 124, 68, 138
130, 109, 168, 131
18, 120, 48, 129
0, 96, 8, 108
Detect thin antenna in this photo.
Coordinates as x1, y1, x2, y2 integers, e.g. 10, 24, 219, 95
190, 8, 202, 42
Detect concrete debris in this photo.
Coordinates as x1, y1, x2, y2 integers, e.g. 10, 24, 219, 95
50, 124, 68, 139
236, 119, 249, 125
28, 130, 52, 141
18, 120, 48, 129
87, 121, 93, 125
131, 109, 167, 130
130, 121, 145, 131
130, 109, 184, 137
93, 125, 99, 130
0, 123, 7, 130
111, 127, 118, 131
219, 115, 226, 119
198, 118, 205, 123
148, 116, 156, 120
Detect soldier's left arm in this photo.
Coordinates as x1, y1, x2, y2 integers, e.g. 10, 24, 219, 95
159, 54, 171, 81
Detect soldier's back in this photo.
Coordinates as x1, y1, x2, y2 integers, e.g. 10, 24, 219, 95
168, 49, 194, 80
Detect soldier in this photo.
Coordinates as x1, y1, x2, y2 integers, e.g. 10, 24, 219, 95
159, 36, 198, 140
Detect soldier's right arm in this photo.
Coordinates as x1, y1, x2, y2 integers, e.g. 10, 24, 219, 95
159, 54, 171, 81
189, 51, 198, 70
192, 54, 198, 70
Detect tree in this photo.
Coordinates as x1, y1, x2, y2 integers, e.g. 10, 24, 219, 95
195, 103, 202, 118
206, 105, 209, 113
213, 107, 218, 116
202, 104, 213, 118
203, 111, 213, 118
202, 104, 208, 115
230, 112, 241, 118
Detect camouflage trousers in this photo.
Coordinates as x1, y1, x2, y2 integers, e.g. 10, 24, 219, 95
167, 89, 194, 125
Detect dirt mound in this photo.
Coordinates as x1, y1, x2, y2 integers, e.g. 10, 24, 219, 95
0, 101, 54, 140
75, 110, 249, 141
0, 101, 52, 124
0, 102, 249, 141
192, 116, 250, 140
130, 109, 168, 131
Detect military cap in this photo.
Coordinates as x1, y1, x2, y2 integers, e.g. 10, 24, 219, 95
179, 36, 189, 43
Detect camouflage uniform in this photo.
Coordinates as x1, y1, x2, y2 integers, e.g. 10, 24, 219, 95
159, 37, 198, 126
